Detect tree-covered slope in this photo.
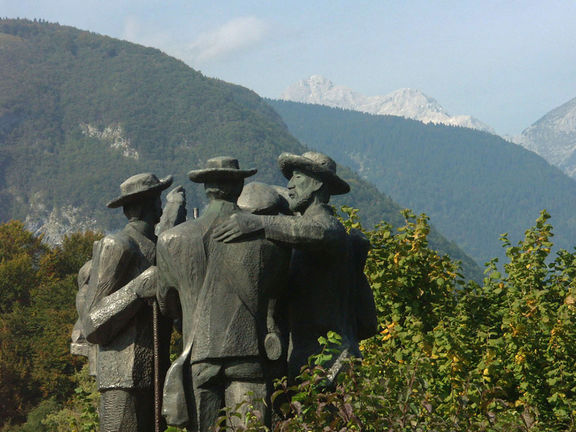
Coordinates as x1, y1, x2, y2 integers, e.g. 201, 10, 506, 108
0, 19, 480, 278
0, 19, 302, 231
268, 99, 576, 264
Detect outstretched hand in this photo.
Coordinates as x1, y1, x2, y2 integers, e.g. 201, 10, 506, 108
166, 185, 186, 204
212, 213, 264, 243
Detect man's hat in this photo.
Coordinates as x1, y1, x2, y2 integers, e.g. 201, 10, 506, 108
107, 173, 173, 208
188, 156, 257, 183
238, 182, 290, 215
278, 151, 350, 195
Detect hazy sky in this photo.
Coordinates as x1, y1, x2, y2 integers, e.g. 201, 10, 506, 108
3, 0, 576, 135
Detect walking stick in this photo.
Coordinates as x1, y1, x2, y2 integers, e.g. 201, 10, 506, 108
152, 299, 161, 432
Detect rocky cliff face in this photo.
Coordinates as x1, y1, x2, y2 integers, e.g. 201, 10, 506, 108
280, 75, 494, 133
25, 200, 99, 245
516, 96, 576, 178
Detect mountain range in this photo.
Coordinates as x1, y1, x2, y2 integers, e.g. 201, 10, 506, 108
281, 76, 576, 184
516, 96, 576, 178
0, 19, 481, 279
268, 99, 576, 265
280, 75, 494, 133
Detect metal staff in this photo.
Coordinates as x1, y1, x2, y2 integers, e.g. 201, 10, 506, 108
152, 299, 161, 432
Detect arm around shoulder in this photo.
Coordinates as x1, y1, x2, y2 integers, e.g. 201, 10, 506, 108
261, 213, 345, 249
83, 235, 146, 345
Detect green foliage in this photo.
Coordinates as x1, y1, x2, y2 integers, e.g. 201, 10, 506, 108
0, 222, 101, 428
269, 99, 576, 266
42, 365, 99, 432
215, 208, 576, 431
4, 206, 576, 430
0, 220, 46, 313
0, 399, 60, 432
18, 399, 60, 432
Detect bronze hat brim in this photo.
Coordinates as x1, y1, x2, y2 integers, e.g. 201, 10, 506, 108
107, 175, 173, 208
278, 153, 350, 195
188, 168, 257, 183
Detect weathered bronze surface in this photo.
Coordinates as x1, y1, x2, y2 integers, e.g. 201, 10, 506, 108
157, 157, 290, 431
77, 173, 184, 432
213, 152, 377, 381
74, 152, 376, 432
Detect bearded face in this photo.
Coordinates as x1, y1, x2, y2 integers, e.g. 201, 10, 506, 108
287, 169, 323, 214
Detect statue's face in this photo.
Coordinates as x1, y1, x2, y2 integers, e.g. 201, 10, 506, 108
287, 169, 322, 213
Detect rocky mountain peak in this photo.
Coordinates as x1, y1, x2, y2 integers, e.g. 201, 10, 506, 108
280, 75, 494, 133
516, 96, 576, 177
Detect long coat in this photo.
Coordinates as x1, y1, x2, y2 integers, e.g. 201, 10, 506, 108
157, 200, 290, 426
83, 223, 170, 390
260, 203, 377, 379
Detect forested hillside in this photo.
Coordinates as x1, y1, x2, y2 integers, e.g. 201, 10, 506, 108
269, 99, 576, 264
0, 19, 480, 277
0, 18, 301, 232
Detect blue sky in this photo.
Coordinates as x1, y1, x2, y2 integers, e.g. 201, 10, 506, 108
2, 0, 576, 135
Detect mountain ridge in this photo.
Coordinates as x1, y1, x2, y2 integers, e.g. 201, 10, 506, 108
280, 75, 494, 133
516, 96, 576, 178
268, 99, 576, 265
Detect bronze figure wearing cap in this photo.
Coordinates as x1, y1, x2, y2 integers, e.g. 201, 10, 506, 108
79, 172, 185, 432
156, 156, 290, 431
214, 151, 377, 382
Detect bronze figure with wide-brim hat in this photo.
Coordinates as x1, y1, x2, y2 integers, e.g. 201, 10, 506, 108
188, 156, 257, 183
107, 173, 173, 208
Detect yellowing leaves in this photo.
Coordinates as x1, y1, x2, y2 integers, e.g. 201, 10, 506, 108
482, 368, 491, 382
381, 322, 396, 342
334, 208, 576, 429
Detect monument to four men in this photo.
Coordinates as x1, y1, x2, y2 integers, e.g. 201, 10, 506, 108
73, 151, 377, 431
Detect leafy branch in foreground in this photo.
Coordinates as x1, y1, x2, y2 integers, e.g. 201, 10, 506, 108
216, 208, 576, 431
4, 208, 576, 431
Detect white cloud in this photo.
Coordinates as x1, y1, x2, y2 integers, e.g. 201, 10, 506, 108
121, 16, 140, 42
186, 16, 269, 63
121, 15, 174, 53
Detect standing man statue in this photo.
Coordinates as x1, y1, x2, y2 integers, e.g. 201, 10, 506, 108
157, 157, 290, 431
81, 173, 185, 432
213, 151, 378, 381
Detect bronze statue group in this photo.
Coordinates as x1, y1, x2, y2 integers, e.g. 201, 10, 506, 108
71, 151, 378, 432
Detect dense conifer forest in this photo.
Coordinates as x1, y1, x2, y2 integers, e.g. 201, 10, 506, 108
269, 99, 576, 265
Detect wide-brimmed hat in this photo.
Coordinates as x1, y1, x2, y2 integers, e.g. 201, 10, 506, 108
107, 173, 173, 208
188, 156, 257, 183
278, 151, 350, 195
